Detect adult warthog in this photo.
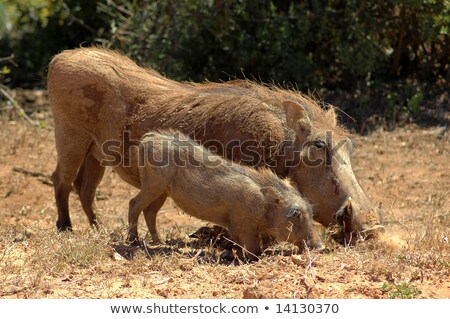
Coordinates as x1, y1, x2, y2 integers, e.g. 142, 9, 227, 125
48, 47, 384, 242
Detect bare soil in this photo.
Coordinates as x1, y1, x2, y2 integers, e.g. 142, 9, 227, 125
0, 90, 448, 298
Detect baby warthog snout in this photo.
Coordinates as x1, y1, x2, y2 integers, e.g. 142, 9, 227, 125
303, 225, 326, 252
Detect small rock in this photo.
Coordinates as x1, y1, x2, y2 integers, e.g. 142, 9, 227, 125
24, 228, 35, 238
35, 113, 46, 120
14, 233, 27, 242
12, 259, 25, 267
111, 252, 125, 261
155, 277, 173, 285
291, 255, 304, 266
243, 287, 263, 299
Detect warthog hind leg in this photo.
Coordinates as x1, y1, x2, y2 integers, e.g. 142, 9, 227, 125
52, 129, 92, 231
73, 153, 105, 228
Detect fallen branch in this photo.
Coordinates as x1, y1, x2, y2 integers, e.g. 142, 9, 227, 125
12, 167, 110, 201
0, 54, 18, 66
0, 84, 37, 126
0, 287, 27, 297
12, 167, 53, 186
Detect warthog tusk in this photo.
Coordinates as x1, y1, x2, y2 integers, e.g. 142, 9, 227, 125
345, 197, 353, 218
342, 197, 353, 234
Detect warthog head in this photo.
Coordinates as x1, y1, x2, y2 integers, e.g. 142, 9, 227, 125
261, 185, 325, 251
283, 101, 385, 242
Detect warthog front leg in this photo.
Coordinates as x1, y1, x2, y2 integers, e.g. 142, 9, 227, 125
228, 225, 262, 261
127, 190, 164, 245
142, 194, 167, 244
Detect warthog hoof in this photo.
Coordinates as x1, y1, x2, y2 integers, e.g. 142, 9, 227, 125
220, 250, 235, 260
56, 221, 72, 232
126, 237, 141, 247
190, 225, 234, 249
219, 249, 260, 262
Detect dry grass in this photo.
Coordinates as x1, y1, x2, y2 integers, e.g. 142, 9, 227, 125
0, 92, 448, 298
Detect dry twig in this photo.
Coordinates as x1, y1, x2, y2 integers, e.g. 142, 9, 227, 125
12, 167, 53, 186
0, 84, 37, 126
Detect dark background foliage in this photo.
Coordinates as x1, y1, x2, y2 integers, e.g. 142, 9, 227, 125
1, 0, 448, 128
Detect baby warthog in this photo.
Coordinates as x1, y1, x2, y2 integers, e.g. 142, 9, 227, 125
128, 131, 324, 259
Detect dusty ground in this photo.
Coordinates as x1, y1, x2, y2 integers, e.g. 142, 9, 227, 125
0, 90, 448, 298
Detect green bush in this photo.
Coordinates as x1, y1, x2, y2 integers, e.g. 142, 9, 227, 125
1, 0, 448, 124
3, 0, 448, 89
103, 0, 449, 90
381, 282, 422, 299
0, 0, 109, 86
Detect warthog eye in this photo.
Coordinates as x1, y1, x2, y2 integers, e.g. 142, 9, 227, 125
287, 207, 302, 218
313, 140, 326, 149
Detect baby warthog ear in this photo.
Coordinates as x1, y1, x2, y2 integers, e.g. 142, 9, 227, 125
283, 100, 311, 136
260, 186, 281, 205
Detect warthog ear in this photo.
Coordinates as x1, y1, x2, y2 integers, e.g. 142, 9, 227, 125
260, 186, 281, 205
326, 106, 337, 127
283, 101, 311, 136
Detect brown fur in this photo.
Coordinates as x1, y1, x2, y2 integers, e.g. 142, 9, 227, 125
48, 47, 382, 238
127, 131, 323, 259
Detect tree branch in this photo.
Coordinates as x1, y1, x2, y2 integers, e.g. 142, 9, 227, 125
0, 84, 38, 126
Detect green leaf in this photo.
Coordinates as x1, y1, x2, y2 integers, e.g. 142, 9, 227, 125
1, 66, 10, 75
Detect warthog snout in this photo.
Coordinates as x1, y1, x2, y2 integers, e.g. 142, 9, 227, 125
334, 198, 385, 243
360, 223, 386, 239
